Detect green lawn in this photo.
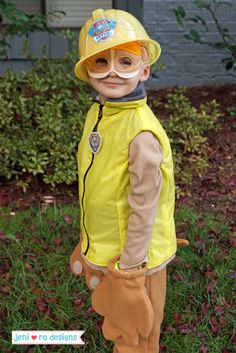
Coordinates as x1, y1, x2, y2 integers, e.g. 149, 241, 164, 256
0, 204, 235, 352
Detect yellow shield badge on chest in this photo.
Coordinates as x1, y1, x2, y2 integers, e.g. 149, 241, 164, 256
89, 132, 102, 154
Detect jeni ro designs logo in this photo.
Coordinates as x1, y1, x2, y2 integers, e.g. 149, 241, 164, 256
12, 331, 84, 345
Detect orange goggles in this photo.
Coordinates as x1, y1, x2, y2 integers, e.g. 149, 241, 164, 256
86, 49, 143, 79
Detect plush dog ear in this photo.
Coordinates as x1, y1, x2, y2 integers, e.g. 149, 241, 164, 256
70, 240, 104, 290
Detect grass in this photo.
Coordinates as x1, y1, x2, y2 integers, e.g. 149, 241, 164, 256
0, 204, 235, 353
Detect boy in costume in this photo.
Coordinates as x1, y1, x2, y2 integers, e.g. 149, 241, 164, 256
70, 8, 188, 353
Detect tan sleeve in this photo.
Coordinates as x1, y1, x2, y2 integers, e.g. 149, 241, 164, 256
119, 131, 163, 270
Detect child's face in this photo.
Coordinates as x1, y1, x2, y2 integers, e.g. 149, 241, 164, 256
86, 48, 150, 101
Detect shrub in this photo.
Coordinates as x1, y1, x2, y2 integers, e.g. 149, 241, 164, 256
0, 32, 92, 187
160, 88, 219, 196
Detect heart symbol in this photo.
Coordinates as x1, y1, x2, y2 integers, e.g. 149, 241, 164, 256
31, 335, 37, 340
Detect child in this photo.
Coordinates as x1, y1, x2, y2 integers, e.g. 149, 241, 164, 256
70, 8, 188, 353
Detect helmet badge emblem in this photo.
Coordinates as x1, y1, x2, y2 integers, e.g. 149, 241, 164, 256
89, 132, 102, 154
88, 18, 117, 43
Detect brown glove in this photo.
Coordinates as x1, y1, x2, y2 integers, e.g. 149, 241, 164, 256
91, 256, 154, 346
70, 240, 104, 290
177, 238, 189, 247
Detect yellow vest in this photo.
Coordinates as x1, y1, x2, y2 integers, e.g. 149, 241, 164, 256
78, 97, 176, 269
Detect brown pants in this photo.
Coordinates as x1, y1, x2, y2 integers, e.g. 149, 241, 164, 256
112, 267, 166, 353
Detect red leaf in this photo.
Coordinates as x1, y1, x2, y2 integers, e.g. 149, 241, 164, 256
95, 319, 103, 332
207, 281, 216, 294
201, 302, 211, 315
209, 316, 218, 327
0, 192, 7, 207
0, 286, 10, 294
74, 298, 84, 312
163, 325, 176, 333
160, 345, 167, 353
200, 345, 209, 353
193, 241, 203, 251
222, 349, 230, 353
211, 325, 219, 334
197, 218, 205, 229
174, 312, 182, 326
0, 262, 10, 275
0, 231, 7, 240
179, 323, 191, 334
225, 175, 236, 186
214, 304, 230, 315
35, 297, 51, 315
229, 237, 236, 248
54, 238, 63, 246
86, 306, 96, 317
206, 190, 221, 196
64, 214, 73, 225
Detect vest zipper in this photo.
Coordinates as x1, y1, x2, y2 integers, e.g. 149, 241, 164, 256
81, 104, 103, 256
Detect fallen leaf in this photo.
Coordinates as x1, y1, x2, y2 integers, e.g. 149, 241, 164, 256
211, 325, 219, 334
74, 298, 84, 312
197, 218, 205, 229
200, 345, 209, 353
30, 224, 36, 232
54, 238, 63, 246
0, 262, 10, 275
64, 214, 73, 225
85, 306, 96, 318
205, 271, 218, 281
0, 191, 7, 207
24, 263, 32, 270
206, 190, 221, 196
163, 325, 176, 333
0, 231, 7, 240
95, 319, 103, 332
209, 316, 218, 327
179, 323, 191, 334
200, 302, 211, 317
207, 281, 217, 294
0, 286, 10, 294
160, 345, 167, 353
225, 175, 236, 186
35, 297, 51, 315
193, 241, 204, 251
2, 272, 10, 281
174, 312, 182, 326
218, 316, 227, 326
214, 304, 230, 315
229, 237, 236, 248
173, 272, 183, 281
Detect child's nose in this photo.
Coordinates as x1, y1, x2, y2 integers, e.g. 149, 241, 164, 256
108, 71, 119, 77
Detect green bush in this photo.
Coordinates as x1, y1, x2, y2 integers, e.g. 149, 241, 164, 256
0, 37, 92, 187
161, 88, 219, 195
148, 87, 219, 195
